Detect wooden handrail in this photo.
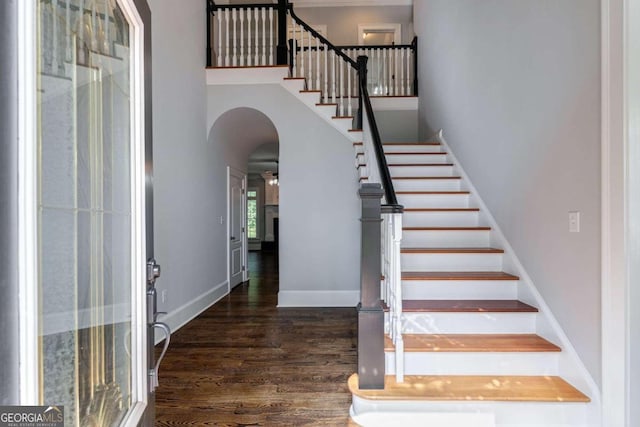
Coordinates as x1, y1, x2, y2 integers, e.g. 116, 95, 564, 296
287, 5, 358, 69
357, 56, 402, 210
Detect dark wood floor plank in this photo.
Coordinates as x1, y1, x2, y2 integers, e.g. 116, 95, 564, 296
155, 251, 357, 426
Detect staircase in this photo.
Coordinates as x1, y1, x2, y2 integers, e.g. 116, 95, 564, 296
205, 2, 599, 424
348, 138, 596, 426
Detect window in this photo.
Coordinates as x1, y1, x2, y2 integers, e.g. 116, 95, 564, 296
247, 190, 258, 239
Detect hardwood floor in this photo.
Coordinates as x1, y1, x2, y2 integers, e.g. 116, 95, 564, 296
155, 251, 357, 426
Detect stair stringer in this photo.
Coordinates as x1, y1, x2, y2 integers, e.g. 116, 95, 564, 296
435, 129, 601, 421
279, 77, 361, 142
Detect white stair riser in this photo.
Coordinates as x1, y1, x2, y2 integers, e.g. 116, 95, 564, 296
402, 280, 518, 300
398, 193, 469, 208
383, 144, 443, 153
333, 117, 355, 133
390, 165, 454, 177
351, 411, 496, 427
385, 154, 450, 164
296, 91, 322, 107
388, 312, 537, 334
348, 130, 363, 142
402, 230, 491, 248
402, 210, 479, 227
315, 104, 338, 119
401, 252, 504, 272
393, 179, 462, 192
385, 352, 560, 376
351, 398, 593, 427
280, 78, 306, 93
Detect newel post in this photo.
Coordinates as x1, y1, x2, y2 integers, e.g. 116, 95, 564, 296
277, 0, 289, 65
357, 55, 368, 130
357, 183, 385, 390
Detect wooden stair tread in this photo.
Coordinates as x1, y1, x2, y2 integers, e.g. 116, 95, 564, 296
403, 208, 479, 212
392, 176, 462, 180
399, 299, 538, 313
404, 226, 491, 231
402, 271, 519, 280
388, 163, 454, 167
332, 115, 354, 119
317, 103, 338, 106
384, 334, 561, 353
300, 89, 321, 93
397, 191, 470, 195
401, 247, 504, 254
348, 374, 590, 402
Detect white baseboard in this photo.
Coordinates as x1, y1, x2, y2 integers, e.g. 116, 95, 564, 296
155, 280, 228, 345
277, 290, 359, 307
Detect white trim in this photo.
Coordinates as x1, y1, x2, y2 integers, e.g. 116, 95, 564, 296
358, 23, 402, 46
206, 66, 289, 85
17, 0, 39, 405
277, 290, 359, 307
370, 96, 418, 111
154, 281, 229, 345
437, 131, 601, 419
117, 0, 148, 424
601, 0, 630, 426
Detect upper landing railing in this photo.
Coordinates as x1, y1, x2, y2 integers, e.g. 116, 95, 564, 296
206, 0, 417, 98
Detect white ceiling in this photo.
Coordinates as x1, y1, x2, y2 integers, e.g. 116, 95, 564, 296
248, 142, 279, 175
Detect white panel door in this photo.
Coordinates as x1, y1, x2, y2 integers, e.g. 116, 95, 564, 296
229, 168, 246, 288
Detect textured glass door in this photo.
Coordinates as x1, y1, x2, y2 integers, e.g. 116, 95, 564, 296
35, 0, 147, 425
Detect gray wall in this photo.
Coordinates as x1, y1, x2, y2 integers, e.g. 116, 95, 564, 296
0, 0, 19, 405
376, 110, 418, 142
151, 0, 360, 319
414, 0, 601, 385
206, 85, 361, 306
294, 6, 414, 45
150, 0, 215, 317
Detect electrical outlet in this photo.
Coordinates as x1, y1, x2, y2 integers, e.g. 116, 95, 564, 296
161, 290, 168, 303
569, 211, 580, 233
220, 216, 224, 225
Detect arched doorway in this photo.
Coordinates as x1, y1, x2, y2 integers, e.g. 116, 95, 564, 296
209, 108, 279, 289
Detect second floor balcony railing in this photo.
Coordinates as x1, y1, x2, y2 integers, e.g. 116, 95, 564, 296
206, 0, 417, 97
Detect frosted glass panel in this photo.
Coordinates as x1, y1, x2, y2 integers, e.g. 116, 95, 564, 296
37, 1, 134, 425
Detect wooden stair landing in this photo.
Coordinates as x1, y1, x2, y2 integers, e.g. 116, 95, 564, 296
384, 334, 561, 353
348, 374, 590, 402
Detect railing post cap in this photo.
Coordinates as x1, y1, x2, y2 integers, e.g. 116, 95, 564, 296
359, 183, 384, 199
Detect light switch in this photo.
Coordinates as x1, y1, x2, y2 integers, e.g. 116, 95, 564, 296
569, 211, 580, 233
